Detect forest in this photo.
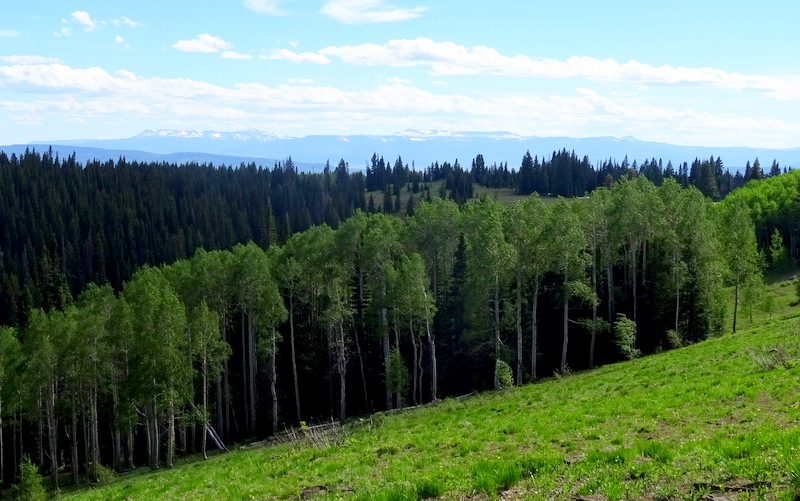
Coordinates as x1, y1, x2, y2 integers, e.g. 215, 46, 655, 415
0, 147, 795, 493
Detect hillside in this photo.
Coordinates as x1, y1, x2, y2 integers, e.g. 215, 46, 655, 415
58, 278, 800, 501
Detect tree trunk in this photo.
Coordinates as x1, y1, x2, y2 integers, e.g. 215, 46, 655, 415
111, 385, 121, 472
531, 275, 539, 380
493, 277, 501, 390
37, 393, 43, 470
515, 269, 522, 384
270, 330, 278, 436
409, 321, 418, 406
70, 391, 79, 485
674, 249, 680, 336
0, 395, 3, 490
381, 280, 391, 411
416, 334, 424, 404
126, 422, 134, 470
631, 245, 638, 330
166, 402, 175, 469
90, 383, 99, 481
733, 281, 739, 333
288, 291, 301, 423
240, 312, 249, 437
337, 323, 347, 421
675, 280, 680, 336
248, 313, 257, 438
353, 327, 370, 414
561, 267, 569, 373
589, 248, 597, 369
606, 262, 614, 322
46, 380, 59, 492
202, 360, 208, 460
427, 318, 437, 401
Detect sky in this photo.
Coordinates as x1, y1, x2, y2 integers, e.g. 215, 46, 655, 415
1, 0, 799, 148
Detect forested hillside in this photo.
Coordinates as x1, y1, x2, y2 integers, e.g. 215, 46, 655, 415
0, 147, 788, 493
0, 148, 783, 328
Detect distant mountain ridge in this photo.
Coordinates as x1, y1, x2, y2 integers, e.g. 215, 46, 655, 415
14, 129, 800, 172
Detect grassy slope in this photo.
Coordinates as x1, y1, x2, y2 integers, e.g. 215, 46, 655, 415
366, 181, 535, 212
63, 279, 800, 501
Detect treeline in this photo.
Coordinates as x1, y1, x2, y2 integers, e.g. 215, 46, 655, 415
0, 148, 787, 327
0, 150, 368, 327
1, 174, 771, 493
720, 169, 800, 260
514, 150, 787, 200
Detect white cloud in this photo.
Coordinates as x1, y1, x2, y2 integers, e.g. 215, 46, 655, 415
222, 51, 253, 60
71, 11, 97, 31
115, 36, 125, 44
1, 55, 60, 64
0, 30, 20, 38
55, 27, 72, 37
242, 0, 284, 15
319, 38, 800, 100
321, 0, 428, 24
262, 49, 330, 64
172, 34, 233, 53
113, 16, 142, 28
1, 62, 797, 148
383, 76, 411, 84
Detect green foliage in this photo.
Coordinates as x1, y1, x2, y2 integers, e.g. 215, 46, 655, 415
495, 359, 514, 389
11, 455, 46, 501
414, 478, 445, 499
386, 347, 410, 399
55, 292, 800, 501
93, 464, 117, 485
472, 459, 523, 497
769, 228, 788, 267
613, 314, 640, 360
665, 329, 683, 349
795, 277, 800, 304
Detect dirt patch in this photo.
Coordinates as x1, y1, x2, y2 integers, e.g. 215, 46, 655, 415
299, 485, 327, 499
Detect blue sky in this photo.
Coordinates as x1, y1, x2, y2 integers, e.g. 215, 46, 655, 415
1, 0, 799, 147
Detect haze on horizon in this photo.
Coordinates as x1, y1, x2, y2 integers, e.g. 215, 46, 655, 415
1, 1, 799, 149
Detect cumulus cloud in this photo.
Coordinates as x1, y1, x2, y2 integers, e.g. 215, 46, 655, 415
71, 11, 98, 31
261, 49, 330, 64
242, 0, 285, 15
222, 51, 253, 60
113, 16, 142, 28
115, 36, 125, 44
172, 34, 233, 53
0, 30, 20, 38
1, 55, 60, 64
383, 76, 411, 84
55, 27, 72, 37
317, 38, 800, 99
1, 62, 797, 148
321, 0, 428, 24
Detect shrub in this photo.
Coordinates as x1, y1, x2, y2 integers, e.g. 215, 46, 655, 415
94, 463, 117, 484
495, 359, 514, 389
665, 330, 683, 350
614, 314, 640, 360
11, 455, 46, 501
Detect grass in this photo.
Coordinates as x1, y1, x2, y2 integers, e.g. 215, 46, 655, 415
365, 180, 542, 213
61, 275, 800, 500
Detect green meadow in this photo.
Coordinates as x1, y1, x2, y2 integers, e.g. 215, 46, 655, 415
59, 274, 800, 501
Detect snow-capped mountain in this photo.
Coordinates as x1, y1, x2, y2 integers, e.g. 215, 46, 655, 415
19, 130, 800, 172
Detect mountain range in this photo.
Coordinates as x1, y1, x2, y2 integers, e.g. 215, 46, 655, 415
3, 129, 798, 172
